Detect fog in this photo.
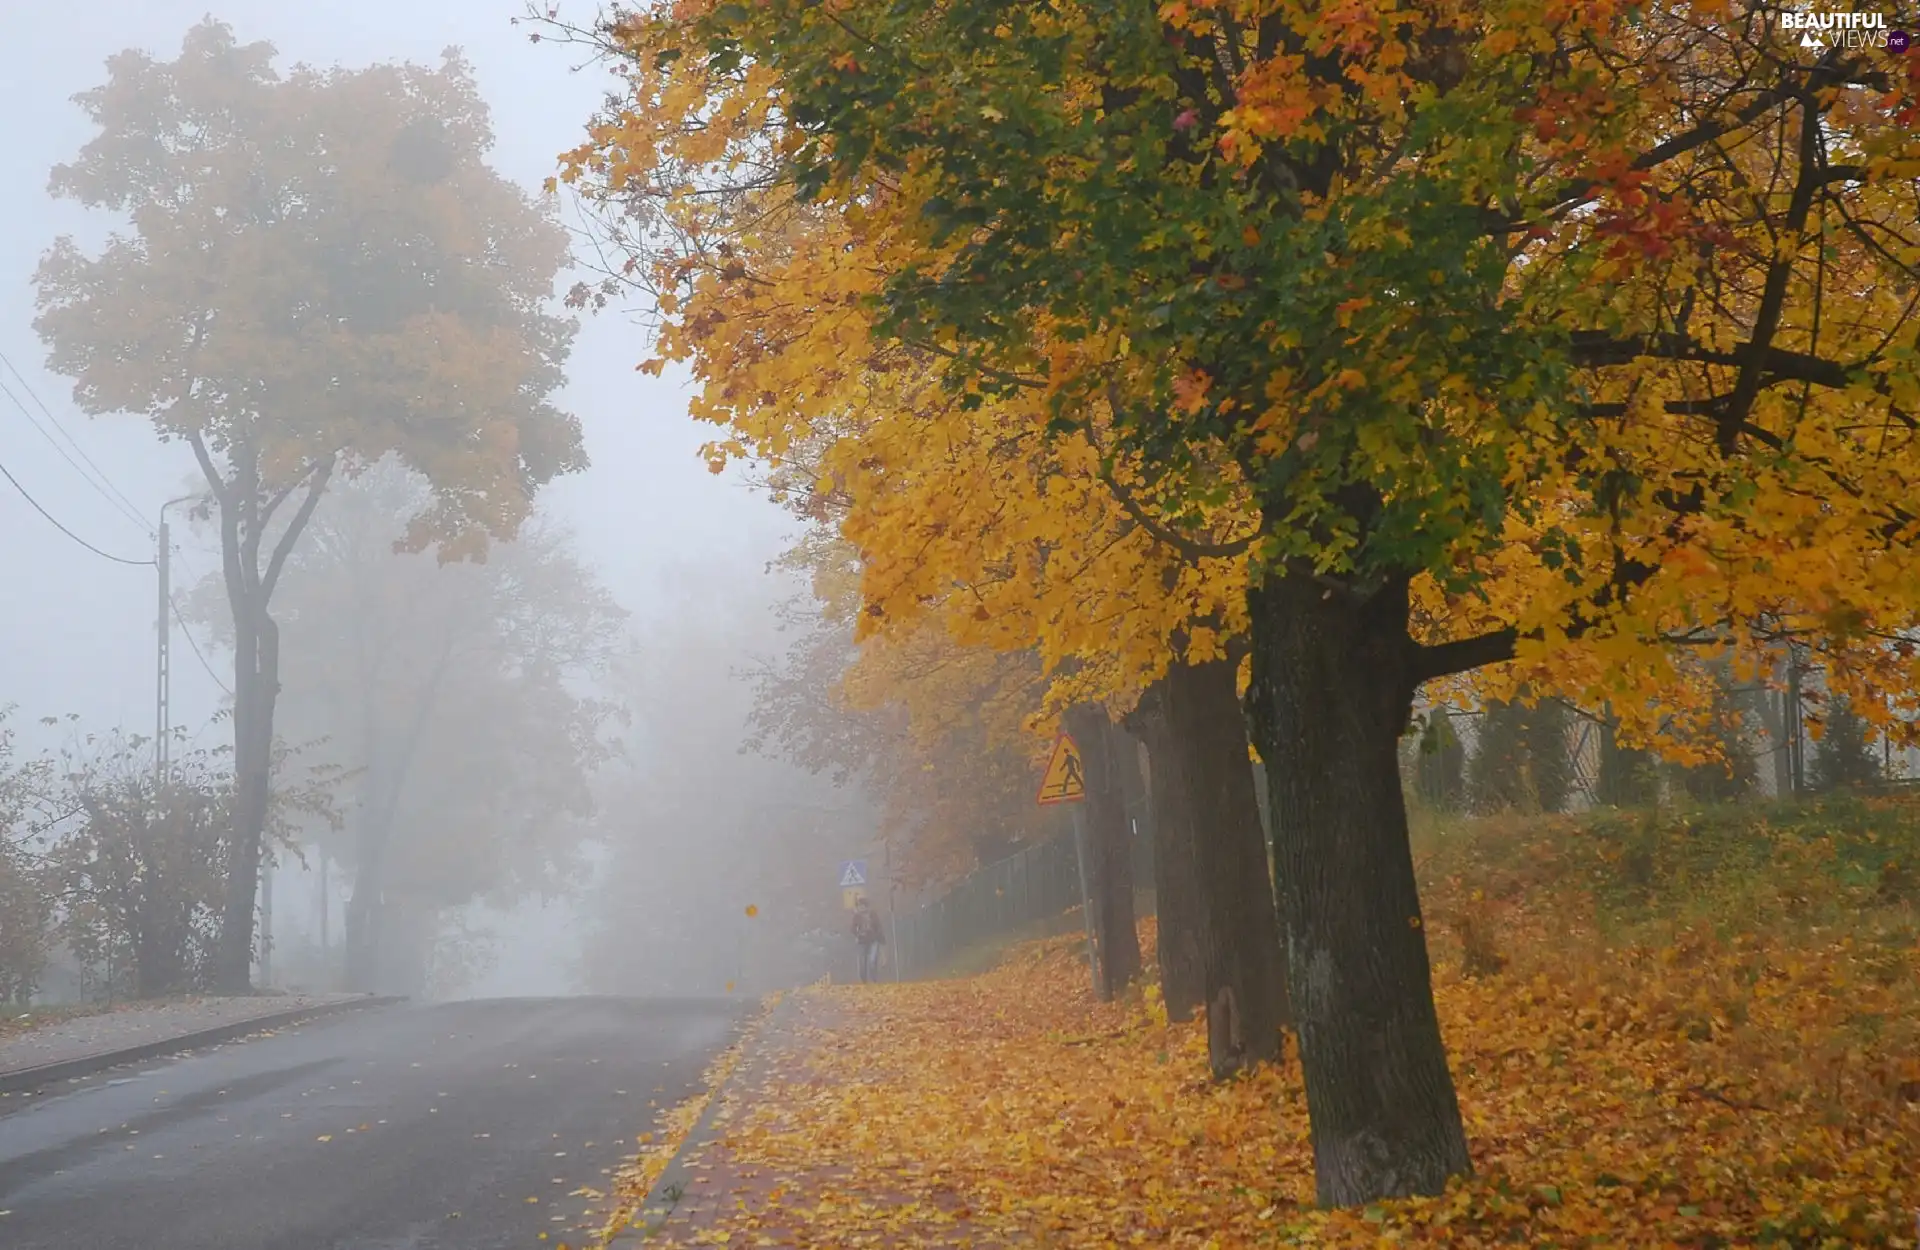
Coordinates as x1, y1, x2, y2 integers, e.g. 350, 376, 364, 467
0, 3, 866, 1002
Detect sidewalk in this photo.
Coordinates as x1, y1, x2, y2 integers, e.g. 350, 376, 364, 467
0, 993, 381, 1089
612, 990, 991, 1248
607, 931, 1204, 1248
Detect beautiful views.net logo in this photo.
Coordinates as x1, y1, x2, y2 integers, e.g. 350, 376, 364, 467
1778, 9, 1897, 49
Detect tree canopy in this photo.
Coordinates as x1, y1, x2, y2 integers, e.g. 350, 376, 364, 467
561, 0, 1920, 736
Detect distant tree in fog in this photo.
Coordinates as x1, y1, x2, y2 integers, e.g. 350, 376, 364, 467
33, 20, 584, 991
190, 462, 624, 996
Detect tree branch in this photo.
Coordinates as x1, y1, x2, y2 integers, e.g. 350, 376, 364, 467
1098, 462, 1253, 561
186, 430, 231, 509
1567, 330, 1854, 389
1412, 628, 1518, 683
260, 454, 337, 603
1713, 91, 1825, 453
902, 336, 1046, 391
1499, 52, 1883, 231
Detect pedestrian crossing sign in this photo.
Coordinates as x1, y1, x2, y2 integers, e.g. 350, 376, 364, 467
1036, 733, 1086, 805
839, 860, 868, 888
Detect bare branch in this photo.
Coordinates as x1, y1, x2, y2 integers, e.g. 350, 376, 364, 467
260, 454, 337, 603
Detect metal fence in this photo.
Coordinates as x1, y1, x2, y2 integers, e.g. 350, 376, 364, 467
889, 827, 1155, 980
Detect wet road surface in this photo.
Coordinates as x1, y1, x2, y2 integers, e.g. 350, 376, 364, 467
0, 996, 746, 1250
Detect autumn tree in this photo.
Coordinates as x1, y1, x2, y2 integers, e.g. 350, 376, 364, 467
561, 1, 1920, 1207
34, 21, 584, 992
736, 414, 1283, 1055
744, 524, 1060, 885
203, 462, 624, 995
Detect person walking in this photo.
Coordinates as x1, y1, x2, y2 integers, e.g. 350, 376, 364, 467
851, 896, 884, 983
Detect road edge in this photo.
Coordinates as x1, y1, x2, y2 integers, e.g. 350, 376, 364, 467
0, 995, 407, 1095
604, 992, 798, 1246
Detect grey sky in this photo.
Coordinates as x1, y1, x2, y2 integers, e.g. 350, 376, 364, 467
0, 1, 797, 751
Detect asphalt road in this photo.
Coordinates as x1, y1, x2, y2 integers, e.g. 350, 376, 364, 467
0, 996, 747, 1250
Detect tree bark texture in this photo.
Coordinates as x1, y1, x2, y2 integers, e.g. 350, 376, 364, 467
1064, 706, 1141, 1000
1162, 657, 1291, 1077
1244, 574, 1472, 1207
1123, 683, 1205, 1024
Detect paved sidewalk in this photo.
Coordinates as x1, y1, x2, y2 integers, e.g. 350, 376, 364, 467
616, 990, 983, 1249
0, 993, 367, 1078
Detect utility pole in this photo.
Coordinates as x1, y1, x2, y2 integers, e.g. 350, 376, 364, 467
155, 511, 171, 782
154, 494, 201, 781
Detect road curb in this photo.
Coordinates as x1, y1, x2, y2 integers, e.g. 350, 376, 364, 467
609, 993, 800, 1245
0, 994, 407, 1095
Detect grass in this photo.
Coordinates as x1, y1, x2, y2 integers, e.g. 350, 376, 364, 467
1413, 791, 1920, 959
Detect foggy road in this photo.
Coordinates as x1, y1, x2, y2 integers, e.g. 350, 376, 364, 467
0, 997, 747, 1250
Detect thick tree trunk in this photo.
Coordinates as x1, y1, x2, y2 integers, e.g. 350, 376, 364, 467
1124, 683, 1205, 1023
1163, 657, 1290, 1077
1065, 706, 1141, 1000
1244, 574, 1471, 1207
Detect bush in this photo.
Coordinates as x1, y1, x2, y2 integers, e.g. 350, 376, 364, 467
51, 737, 232, 999
0, 709, 55, 1003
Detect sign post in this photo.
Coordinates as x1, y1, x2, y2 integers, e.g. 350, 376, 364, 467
839, 859, 869, 911
1036, 733, 1097, 993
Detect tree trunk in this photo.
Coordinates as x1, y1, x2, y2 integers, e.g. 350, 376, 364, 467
339, 634, 455, 993
1124, 683, 1205, 1023
343, 852, 384, 992
212, 603, 278, 993
1244, 574, 1471, 1208
1163, 657, 1290, 1077
1065, 706, 1141, 1000
1757, 654, 1794, 799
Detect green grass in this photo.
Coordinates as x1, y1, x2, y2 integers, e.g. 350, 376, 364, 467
1411, 792, 1920, 951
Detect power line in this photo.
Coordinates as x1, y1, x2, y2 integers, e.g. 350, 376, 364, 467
170, 591, 232, 696
0, 351, 151, 534
0, 454, 155, 566
167, 546, 234, 696
0, 374, 150, 532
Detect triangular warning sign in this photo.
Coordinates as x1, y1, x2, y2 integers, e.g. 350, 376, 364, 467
1036, 733, 1086, 806
839, 861, 867, 887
